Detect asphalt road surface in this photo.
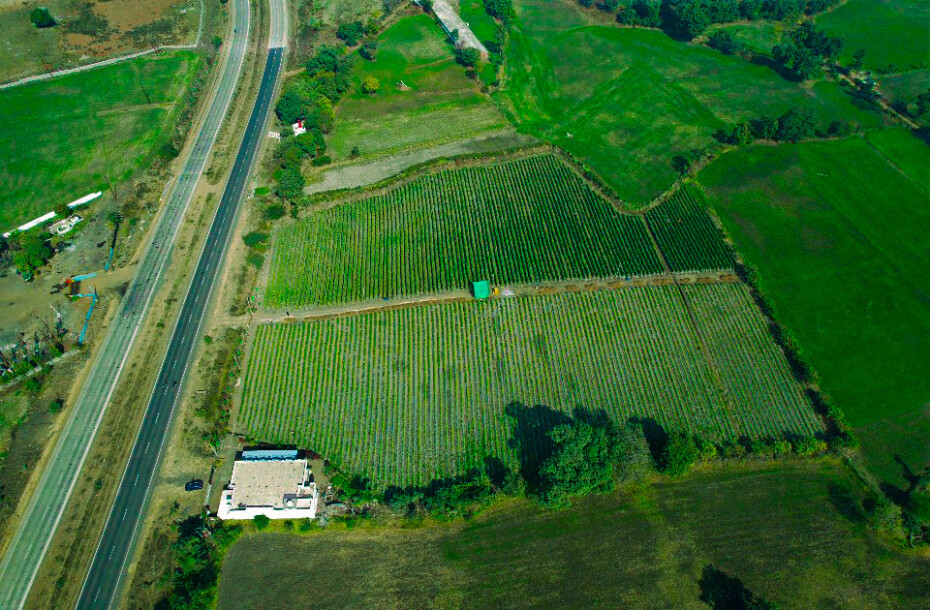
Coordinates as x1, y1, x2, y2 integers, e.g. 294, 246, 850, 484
75, 2, 288, 607
0, 0, 252, 608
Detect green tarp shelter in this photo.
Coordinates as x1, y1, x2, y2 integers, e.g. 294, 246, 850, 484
472, 280, 490, 300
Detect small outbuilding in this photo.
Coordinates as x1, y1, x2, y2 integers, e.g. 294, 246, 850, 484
471, 280, 490, 300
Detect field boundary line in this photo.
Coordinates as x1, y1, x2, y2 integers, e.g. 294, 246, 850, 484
642, 213, 738, 414
860, 133, 930, 198
251, 272, 738, 323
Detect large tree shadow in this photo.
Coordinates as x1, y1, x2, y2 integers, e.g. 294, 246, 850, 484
699, 565, 774, 609
504, 402, 571, 494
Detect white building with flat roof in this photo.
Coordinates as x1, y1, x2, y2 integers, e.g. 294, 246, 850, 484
218, 451, 318, 520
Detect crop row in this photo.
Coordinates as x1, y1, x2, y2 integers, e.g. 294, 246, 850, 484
264, 155, 664, 308
238, 284, 821, 488
647, 185, 735, 273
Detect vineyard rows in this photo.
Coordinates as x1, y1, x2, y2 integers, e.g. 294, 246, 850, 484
238, 285, 822, 489
647, 185, 735, 272
264, 155, 664, 308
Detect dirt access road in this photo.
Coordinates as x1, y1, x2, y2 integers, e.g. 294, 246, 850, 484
0, 0, 250, 606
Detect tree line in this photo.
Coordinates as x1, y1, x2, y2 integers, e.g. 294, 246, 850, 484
578, 0, 842, 40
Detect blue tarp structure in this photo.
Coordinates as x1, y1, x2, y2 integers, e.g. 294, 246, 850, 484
241, 449, 299, 461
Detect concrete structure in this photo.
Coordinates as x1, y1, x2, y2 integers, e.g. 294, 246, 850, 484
431, 0, 490, 60
218, 451, 318, 520
49, 214, 82, 236
2, 191, 100, 238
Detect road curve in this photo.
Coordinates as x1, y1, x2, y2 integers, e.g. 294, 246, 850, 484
0, 1, 251, 608
75, 0, 288, 607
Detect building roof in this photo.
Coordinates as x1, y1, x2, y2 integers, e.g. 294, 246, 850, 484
229, 459, 310, 509
241, 449, 299, 461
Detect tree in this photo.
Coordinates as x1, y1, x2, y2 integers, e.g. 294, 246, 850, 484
485, 0, 513, 20
360, 38, 378, 61
539, 421, 617, 507
869, 497, 904, 535
336, 21, 365, 46
30, 7, 56, 28
361, 75, 380, 94
708, 30, 741, 55
851, 48, 867, 69
775, 108, 816, 142
731, 120, 754, 146
661, 432, 700, 476
276, 167, 305, 201
598, 0, 620, 12
456, 47, 481, 67
750, 115, 778, 139
827, 120, 852, 137
916, 89, 930, 116
295, 129, 325, 156
10, 232, 54, 276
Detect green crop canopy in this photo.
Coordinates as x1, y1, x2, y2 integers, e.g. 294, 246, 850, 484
472, 281, 490, 299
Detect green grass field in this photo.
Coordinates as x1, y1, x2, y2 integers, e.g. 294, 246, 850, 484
0, 50, 200, 229
218, 462, 930, 609
865, 128, 930, 192
817, 0, 930, 72
266, 155, 663, 307
327, 13, 508, 159
699, 136, 930, 428
239, 285, 819, 488
499, 0, 886, 206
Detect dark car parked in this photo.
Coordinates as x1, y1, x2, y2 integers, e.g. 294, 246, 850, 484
184, 479, 204, 492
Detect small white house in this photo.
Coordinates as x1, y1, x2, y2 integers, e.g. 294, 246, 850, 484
218, 450, 318, 521
292, 119, 307, 136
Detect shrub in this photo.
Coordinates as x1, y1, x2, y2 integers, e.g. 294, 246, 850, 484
30, 7, 56, 28
310, 155, 331, 167
662, 432, 700, 476
242, 232, 269, 248
263, 204, 286, 221
253, 514, 270, 530
539, 421, 617, 507
455, 47, 481, 67
793, 437, 827, 456
361, 75, 380, 94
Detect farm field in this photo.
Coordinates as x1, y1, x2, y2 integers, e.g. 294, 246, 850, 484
816, 0, 930, 72
238, 285, 820, 489
0, 49, 200, 229
265, 155, 664, 308
645, 185, 734, 273
699, 136, 930, 428
865, 128, 930, 192
327, 13, 508, 160
218, 462, 930, 609
499, 0, 885, 206
0, 0, 201, 83
880, 70, 930, 121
